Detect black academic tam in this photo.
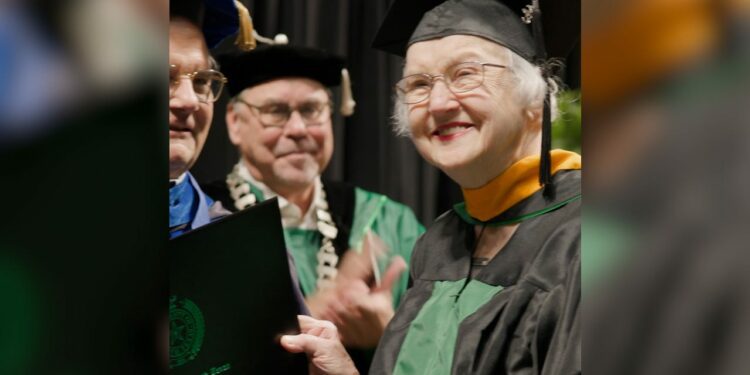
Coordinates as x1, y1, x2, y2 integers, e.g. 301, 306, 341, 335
218, 45, 346, 97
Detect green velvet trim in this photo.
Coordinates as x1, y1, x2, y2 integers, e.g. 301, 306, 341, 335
394, 279, 503, 375
350, 195, 387, 253
350, 188, 425, 308
283, 228, 322, 297
246, 182, 266, 202
454, 193, 582, 227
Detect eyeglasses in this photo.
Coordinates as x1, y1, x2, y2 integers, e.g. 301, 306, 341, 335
169, 65, 227, 103
395, 61, 507, 104
233, 98, 331, 128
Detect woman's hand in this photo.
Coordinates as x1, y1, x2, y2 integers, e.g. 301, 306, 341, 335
281, 315, 359, 375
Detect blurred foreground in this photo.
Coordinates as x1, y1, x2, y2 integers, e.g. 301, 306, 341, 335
583, 0, 750, 374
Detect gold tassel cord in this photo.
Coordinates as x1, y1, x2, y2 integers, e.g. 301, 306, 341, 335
233, 1, 256, 51
340, 68, 356, 116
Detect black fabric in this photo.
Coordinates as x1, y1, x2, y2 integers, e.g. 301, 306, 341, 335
371, 0, 580, 62
391, 0, 536, 60
541, 96, 553, 194
322, 180, 356, 259
371, 169, 581, 374
218, 45, 346, 96
170, 0, 206, 25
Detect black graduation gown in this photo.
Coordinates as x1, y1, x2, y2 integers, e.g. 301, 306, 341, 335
370, 169, 581, 375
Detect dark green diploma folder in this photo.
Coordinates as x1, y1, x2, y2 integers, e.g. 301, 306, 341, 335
169, 198, 307, 374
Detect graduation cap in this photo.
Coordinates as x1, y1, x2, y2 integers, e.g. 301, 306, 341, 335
372, 0, 580, 196
170, 0, 257, 50
218, 42, 357, 116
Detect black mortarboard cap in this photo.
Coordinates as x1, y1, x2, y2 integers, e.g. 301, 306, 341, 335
372, 0, 579, 62
218, 45, 346, 96
372, 0, 580, 197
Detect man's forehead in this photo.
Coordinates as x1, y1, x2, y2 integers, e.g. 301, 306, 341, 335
169, 19, 211, 69
243, 78, 328, 101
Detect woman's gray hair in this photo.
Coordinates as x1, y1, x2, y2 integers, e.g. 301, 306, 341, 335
391, 47, 562, 137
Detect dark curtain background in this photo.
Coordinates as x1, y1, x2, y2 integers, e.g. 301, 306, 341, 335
191, 0, 460, 225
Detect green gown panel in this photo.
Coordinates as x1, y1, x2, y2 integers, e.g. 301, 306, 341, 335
393, 279, 503, 375
350, 187, 424, 306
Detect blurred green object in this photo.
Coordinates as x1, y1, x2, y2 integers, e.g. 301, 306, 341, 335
553, 90, 581, 153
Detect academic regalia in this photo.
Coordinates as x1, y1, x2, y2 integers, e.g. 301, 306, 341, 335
368, 0, 581, 372
169, 172, 229, 239
213, 39, 421, 373
210, 41, 424, 299
370, 167, 580, 375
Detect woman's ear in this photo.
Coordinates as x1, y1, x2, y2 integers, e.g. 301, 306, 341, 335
524, 108, 542, 130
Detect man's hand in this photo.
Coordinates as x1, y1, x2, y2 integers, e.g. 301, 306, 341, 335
305, 232, 408, 349
334, 257, 407, 348
281, 315, 359, 375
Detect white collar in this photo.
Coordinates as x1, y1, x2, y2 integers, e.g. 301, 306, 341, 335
237, 161, 322, 230
169, 172, 188, 186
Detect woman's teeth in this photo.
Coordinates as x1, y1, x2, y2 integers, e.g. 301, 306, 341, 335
437, 125, 469, 136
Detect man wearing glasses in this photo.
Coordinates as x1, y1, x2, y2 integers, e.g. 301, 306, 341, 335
168, 0, 241, 238
203, 44, 425, 372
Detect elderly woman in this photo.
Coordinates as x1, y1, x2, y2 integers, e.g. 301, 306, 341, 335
281, 0, 581, 374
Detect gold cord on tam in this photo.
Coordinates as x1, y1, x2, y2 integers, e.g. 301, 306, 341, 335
462, 150, 581, 222
340, 68, 356, 116
234, 0, 257, 51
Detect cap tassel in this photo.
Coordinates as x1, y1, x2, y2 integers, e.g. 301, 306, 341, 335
253, 32, 289, 45
340, 68, 356, 117
540, 94, 554, 199
527, 0, 554, 198
233, 0, 256, 51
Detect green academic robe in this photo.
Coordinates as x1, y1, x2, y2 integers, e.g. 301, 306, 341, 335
370, 170, 581, 375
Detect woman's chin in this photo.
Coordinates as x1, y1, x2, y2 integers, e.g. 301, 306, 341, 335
432, 156, 475, 177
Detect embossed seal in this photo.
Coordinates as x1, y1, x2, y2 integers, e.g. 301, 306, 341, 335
169, 295, 205, 368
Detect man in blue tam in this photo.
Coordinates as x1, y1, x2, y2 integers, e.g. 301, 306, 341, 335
168, 0, 252, 238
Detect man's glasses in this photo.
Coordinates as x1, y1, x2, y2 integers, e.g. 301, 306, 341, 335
234, 98, 331, 128
395, 61, 507, 104
169, 65, 227, 103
